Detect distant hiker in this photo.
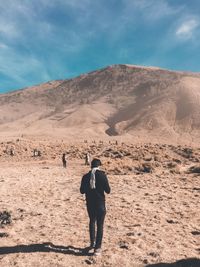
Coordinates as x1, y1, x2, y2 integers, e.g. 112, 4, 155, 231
10, 148, 14, 156
85, 153, 91, 166
33, 149, 41, 157
62, 153, 67, 168
80, 158, 111, 256
33, 149, 38, 157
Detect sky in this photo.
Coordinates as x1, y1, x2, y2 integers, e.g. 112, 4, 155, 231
0, 0, 200, 93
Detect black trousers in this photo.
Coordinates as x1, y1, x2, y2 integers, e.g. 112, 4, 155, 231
62, 161, 66, 168
87, 203, 106, 249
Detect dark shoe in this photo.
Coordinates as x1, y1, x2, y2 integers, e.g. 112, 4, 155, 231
84, 243, 95, 252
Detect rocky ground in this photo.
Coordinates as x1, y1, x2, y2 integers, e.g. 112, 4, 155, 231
0, 140, 199, 266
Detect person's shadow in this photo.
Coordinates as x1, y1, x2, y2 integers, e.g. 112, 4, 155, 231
145, 258, 200, 267
0, 243, 93, 256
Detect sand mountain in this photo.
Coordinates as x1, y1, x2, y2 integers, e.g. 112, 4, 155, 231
0, 64, 200, 143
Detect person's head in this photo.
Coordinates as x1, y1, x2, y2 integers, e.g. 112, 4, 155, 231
91, 158, 101, 169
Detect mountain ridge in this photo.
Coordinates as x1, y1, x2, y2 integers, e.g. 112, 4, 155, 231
0, 64, 200, 144
1, 64, 200, 96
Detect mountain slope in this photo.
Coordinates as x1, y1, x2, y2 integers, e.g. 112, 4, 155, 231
0, 64, 200, 143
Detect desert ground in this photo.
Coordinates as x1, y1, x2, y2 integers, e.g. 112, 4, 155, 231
0, 139, 199, 267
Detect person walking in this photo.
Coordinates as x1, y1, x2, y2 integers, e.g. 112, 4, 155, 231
62, 153, 67, 168
80, 158, 110, 256
85, 152, 91, 166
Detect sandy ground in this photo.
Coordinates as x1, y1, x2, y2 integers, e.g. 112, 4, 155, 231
0, 154, 199, 267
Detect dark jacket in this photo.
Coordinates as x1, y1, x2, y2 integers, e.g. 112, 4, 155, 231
80, 170, 110, 205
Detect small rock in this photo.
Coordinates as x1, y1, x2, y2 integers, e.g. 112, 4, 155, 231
85, 257, 96, 265
149, 252, 159, 258
143, 259, 148, 264
0, 232, 9, 238
119, 241, 129, 249
126, 232, 134, 236
166, 219, 178, 224
0, 211, 12, 226
191, 231, 200, 235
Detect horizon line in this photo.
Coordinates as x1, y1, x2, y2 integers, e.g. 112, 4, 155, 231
1, 63, 200, 95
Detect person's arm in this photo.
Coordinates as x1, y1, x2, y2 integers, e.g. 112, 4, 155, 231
104, 174, 111, 194
80, 175, 86, 194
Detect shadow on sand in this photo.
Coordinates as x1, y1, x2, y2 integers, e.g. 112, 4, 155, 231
0, 243, 93, 256
146, 258, 200, 267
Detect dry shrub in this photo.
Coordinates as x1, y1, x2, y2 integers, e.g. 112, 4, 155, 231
0, 211, 11, 226
135, 162, 153, 173
188, 165, 200, 174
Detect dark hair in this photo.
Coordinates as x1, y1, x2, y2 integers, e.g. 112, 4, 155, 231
91, 158, 102, 168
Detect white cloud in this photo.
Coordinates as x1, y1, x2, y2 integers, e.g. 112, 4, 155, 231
0, 1, 34, 40
123, 0, 182, 21
176, 19, 199, 39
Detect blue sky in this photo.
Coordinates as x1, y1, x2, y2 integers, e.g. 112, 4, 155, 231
0, 0, 200, 93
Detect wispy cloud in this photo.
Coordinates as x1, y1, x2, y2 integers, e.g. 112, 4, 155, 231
123, 0, 182, 21
39, 0, 90, 9
0, 43, 51, 90
176, 19, 199, 39
0, 0, 200, 92
0, 20, 20, 39
0, 0, 86, 90
0, 42, 8, 49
